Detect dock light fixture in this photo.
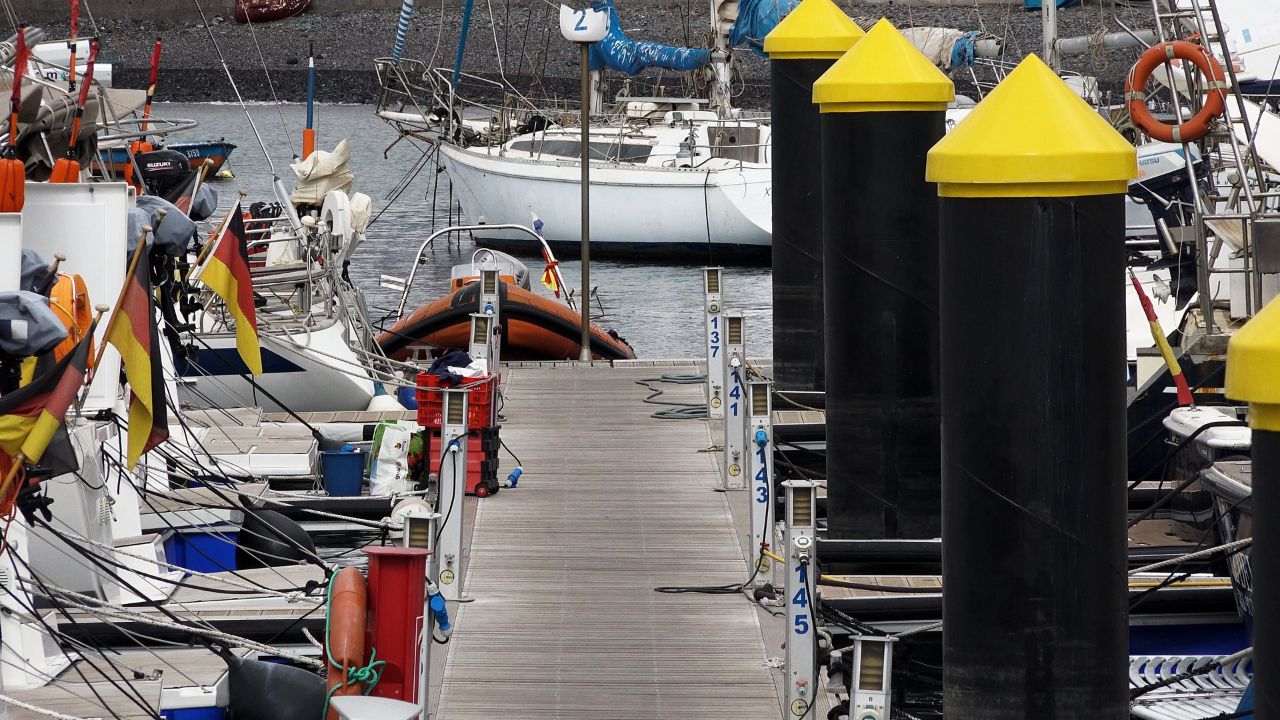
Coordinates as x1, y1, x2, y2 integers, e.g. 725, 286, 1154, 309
722, 311, 747, 491
703, 266, 725, 419
468, 312, 495, 370
849, 634, 896, 720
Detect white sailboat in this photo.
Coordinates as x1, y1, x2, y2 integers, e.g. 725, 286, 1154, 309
376, 0, 780, 258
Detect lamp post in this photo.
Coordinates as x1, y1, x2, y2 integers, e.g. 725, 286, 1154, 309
559, 5, 609, 361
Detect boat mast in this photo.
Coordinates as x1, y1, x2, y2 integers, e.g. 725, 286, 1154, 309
709, 0, 735, 113
1042, 0, 1059, 71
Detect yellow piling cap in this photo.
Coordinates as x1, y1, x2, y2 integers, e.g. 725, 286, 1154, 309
812, 18, 954, 113
926, 54, 1137, 198
764, 0, 864, 60
1226, 297, 1280, 430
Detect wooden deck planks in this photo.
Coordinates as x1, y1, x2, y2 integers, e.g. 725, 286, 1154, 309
434, 364, 779, 719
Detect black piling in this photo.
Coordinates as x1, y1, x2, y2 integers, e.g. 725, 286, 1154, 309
927, 54, 1137, 716
814, 18, 952, 540
763, 0, 862, 394
1225, 299, 1280, 717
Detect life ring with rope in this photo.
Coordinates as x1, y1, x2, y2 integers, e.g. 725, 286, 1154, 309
1124, 40, 1228, 144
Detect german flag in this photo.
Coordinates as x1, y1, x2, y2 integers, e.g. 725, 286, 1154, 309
106, 257, 169, 468
168, 171, 200, 216
194, 203, 261, 375
0, 326, 93, 464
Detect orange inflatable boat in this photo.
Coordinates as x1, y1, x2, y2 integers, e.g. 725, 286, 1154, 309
378, 279, 635, 361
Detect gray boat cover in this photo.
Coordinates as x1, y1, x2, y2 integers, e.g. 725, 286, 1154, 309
0, 291, 68, 357
129, 195, 198, 257
19, 249, 49, 293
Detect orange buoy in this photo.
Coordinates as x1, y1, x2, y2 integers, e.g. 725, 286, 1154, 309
1125, 40, 1228, 144
324, 567, 368, 720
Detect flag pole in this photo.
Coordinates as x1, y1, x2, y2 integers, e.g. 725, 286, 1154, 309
89, 226, 151, 377
71, 304, 109, 416
0, 451, 24, 500
184, 159, 212, 218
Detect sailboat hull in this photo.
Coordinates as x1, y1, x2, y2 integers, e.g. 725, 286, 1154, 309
440, 144, 771, 259
177, 319, 376, 413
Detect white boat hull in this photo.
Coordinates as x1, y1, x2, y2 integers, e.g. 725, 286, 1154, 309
440, 144, 771, 258
177, 320, 376, 413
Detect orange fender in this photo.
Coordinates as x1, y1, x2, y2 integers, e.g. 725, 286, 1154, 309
325, 567, 368, 720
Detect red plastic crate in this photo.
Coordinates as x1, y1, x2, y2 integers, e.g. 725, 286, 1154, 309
415, 372, 497, 429
426, 429, 500, 496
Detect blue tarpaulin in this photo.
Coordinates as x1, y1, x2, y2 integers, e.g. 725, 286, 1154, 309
730, 0, 799, 56
588, 0, 710, 75
1023, 0, 1080, 8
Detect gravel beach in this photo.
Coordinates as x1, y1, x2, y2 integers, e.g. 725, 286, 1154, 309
38, 1, 1153, 107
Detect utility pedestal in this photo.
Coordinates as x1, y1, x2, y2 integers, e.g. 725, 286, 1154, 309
703, 266, 725, 418
436, 387, 469, 600
722, 310, 746, 491
783, 479, 818, 718
746, 376, 775, 578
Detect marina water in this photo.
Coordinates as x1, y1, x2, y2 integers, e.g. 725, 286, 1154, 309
161, 101, 774, 358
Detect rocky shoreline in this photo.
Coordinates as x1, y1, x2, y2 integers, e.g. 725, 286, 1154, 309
40, 1, 1152, 107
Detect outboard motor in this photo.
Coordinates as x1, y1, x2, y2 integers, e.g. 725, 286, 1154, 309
135, 148, 195, 201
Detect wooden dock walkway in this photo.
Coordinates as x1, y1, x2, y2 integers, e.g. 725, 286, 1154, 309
435, 362, 780, 719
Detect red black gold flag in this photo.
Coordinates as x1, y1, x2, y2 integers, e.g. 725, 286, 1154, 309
0, 325, 94, 464
195, 203, 262, 375
106, 257, 169, 468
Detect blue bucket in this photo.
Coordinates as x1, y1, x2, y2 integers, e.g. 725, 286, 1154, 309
320, 450, 366, 497
396, 385, 419, 409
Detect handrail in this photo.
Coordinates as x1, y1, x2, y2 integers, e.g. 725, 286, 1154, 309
396, 223, 548, 318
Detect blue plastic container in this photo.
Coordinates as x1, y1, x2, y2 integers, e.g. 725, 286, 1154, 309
163, 531, 240, 574
321, 449, 366, 497
396, 385, 419, 409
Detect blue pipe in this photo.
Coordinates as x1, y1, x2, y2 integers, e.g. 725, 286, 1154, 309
391, 0, 415, 61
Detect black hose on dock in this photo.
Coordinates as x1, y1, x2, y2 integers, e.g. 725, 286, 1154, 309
928, 55, 1136, 717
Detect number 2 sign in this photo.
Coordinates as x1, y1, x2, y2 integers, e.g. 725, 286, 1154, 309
559, 4, 609, 42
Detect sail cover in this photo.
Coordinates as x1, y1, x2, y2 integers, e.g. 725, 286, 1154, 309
588, 0, 710, 75
730, 0, 799, 56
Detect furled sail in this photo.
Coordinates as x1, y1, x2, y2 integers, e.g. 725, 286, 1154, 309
588, 0, 710, 75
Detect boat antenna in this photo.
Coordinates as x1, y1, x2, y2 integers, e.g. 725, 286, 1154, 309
190, 0, 278, 177
303, 41, 315, 159
66, 0, 78, 93
241, 8, 297, 159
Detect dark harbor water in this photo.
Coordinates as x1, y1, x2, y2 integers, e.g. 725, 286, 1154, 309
156, 102, 773, 358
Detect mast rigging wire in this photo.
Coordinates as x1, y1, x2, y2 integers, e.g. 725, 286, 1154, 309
241, 10, 298, 159
190, 0, 278, 177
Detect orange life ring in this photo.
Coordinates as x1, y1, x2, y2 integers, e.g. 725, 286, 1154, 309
47, 274, 94, 364
1125, 40, 1228, 144
324, 567, 368, 720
